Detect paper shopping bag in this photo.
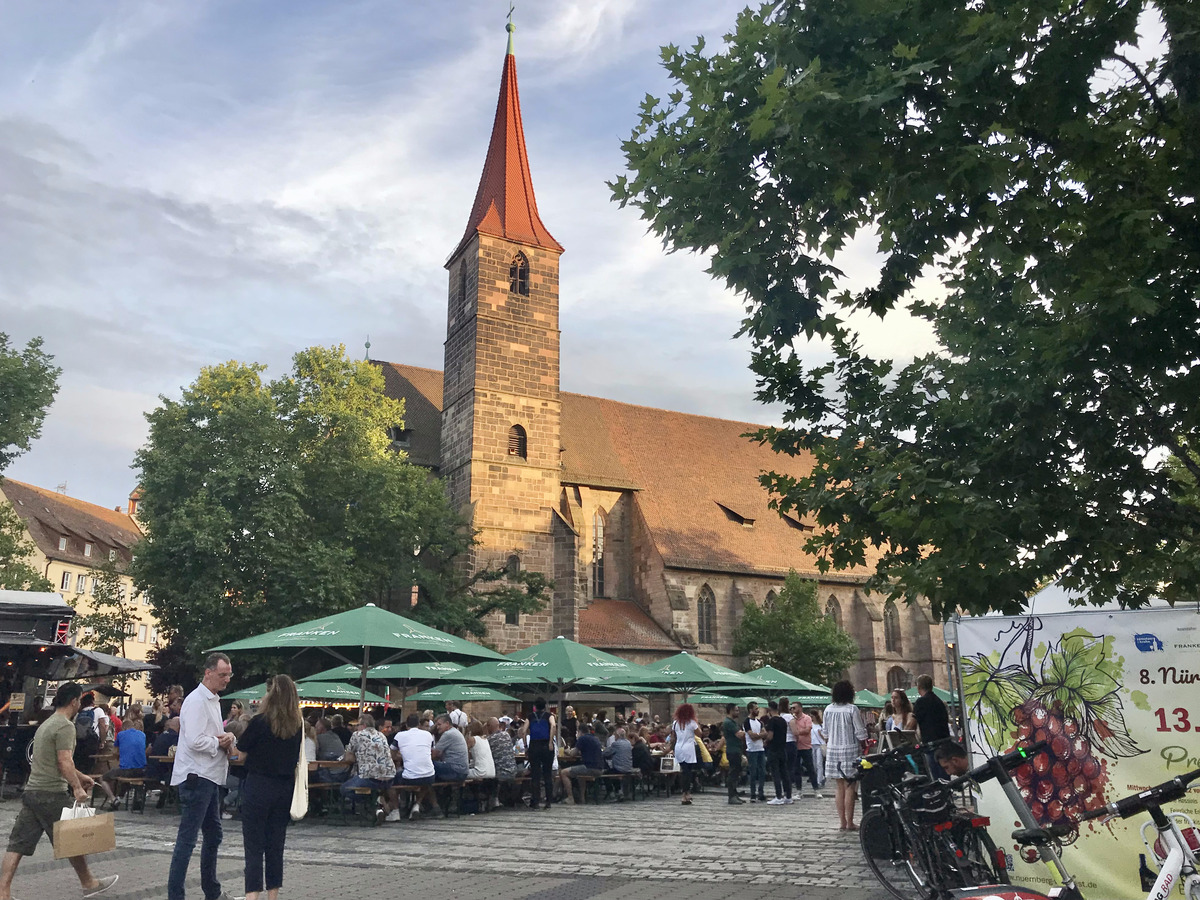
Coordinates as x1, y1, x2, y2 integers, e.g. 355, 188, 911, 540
53, 811, 115, 859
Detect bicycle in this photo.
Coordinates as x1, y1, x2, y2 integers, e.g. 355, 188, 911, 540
856, 743, 1007, 900
946, 758, 1200, 900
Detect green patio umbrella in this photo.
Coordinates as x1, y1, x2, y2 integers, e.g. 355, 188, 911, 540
691, 693, 770, 707
209, 603, 503, 711
611, 651, 769, 697
854, 689, 889, 708
905, 685, 957, 704
302, 661, 466, 683
741, 665, 830, 696
226, 681, 387, 705
406, 684, 519, 703
451, 636, 664, 739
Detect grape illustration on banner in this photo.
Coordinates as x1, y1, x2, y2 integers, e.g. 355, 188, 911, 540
962, 617, 1148, 847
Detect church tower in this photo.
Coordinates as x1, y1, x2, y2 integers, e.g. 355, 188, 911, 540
441, 24, 566, 645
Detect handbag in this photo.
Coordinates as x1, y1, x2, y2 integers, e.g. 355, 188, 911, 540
290, 743, 308, 821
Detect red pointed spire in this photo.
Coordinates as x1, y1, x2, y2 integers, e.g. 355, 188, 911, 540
452, 39, 562, 259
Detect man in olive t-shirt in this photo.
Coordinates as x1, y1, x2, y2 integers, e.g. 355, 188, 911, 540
722, 703, 746, 805
0, 682, 119, 900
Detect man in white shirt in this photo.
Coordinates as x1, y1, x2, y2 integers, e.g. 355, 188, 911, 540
391, 714, 436, 820
446, 700, 469, 732
167, 653, 235, 900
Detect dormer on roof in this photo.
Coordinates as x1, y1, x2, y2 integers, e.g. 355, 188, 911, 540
450, 21, 563, 262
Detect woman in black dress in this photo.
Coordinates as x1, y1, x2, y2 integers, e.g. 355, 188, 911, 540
236, 674, 303, 900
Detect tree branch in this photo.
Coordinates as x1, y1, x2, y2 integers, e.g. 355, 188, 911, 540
1112, 53, 1171, 122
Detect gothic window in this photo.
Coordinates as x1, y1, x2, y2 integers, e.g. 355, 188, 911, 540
887, 666, 908, 691
883, 601, 902, 654
826, 595, 842, 629
764, 590, 777, 610
505, 608, 520, 626
592, 513, 606, 598
506, 554, 521, 577
458, 263, 468, 312
697, 584, 716, 646
507, 424, 527, 460
509, 252, 529, 296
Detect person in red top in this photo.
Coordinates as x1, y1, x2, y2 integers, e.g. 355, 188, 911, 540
790, 703, 822, 798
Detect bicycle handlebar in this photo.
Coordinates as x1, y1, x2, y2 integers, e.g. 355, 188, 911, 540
1078, 768, 1200, 823
946, 740, 1049, 791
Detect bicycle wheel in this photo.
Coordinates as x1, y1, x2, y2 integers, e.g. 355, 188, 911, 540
954, 823, 1010, 887
860, 805, 938, 900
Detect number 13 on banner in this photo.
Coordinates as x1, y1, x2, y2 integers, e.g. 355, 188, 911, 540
1154, 708, 1200, 732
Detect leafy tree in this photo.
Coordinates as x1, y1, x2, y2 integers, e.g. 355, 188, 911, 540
613, 1, 1200, 618
0, 334, 61, 471
132, 345, 549, 667
72, 559, 137, 657
732, 572, 858, 686
145, 637, 199, 697
0, 333, 60, 591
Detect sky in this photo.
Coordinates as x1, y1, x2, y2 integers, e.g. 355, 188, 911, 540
0, 0, 940, 509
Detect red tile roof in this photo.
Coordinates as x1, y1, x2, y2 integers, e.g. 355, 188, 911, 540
452, 47, 562, 260
577, 599, 680, 652
374, 362, 877, 581
1, 479, 142, 567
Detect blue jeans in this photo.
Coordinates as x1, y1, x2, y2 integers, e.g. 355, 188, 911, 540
168, 777, 223, 900
747, 752, 767, 798
433, 760, 468, 782
339, 775, 390, 798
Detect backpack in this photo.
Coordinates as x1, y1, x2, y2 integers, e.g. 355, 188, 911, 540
529, 711, 551, 741
74, 708, 95, 742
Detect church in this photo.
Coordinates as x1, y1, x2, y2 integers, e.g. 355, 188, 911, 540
374, 28, 947, 693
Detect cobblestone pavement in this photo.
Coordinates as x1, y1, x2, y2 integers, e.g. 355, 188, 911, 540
0, 788, 891, 900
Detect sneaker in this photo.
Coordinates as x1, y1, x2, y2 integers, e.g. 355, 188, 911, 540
409, 802, 421, 820
748, 796, 757, 803
812, 791, 824, 799
384, 809, 401, 822
766, 797, 786, 805
728, 797, 746, 804
82, 875, 119, 897
220, 812, 233, 820
784, 797, 794, 804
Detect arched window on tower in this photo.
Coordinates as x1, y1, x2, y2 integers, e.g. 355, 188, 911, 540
886, 666, 908, 691
765, 589, 777, 610
697, 585, 716, 646
883, 601, 902, 654
507, 424, 527, 460
509, 252, 529, 296
458, 263, 468, 312
826, 595, 842, 629
592, 512, 606, 598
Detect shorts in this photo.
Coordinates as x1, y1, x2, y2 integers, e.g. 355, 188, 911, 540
564, 765, 603, 778
7, 790, 66, 857
393, 774, 435, 786
103, 766, 146, 783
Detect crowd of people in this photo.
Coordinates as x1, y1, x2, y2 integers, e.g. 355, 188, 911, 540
0, 654, 954, 900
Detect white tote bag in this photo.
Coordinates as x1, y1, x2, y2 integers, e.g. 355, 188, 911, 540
289, 743, 308, 821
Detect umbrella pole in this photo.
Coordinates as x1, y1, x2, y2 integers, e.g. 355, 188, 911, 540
556, 679, 564, 748
359, 645, 371, 716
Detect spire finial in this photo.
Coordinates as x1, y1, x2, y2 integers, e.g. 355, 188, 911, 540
506, 3, 515, 55
364, 335, 371, 360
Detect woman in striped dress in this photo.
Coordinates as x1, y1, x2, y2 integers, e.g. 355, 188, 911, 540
823, 680, 867, 831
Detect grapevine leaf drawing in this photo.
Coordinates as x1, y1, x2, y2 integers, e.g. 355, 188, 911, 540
963, 654, 1035, 755
1084, 691, 1147, 759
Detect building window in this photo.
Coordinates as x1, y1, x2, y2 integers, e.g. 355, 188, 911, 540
58, 536, 67, 552
504, 608, 519, 626
458, 263, 468, 312
592, 513, 606, 598
76, 574, 87, 594
697, 584, 716, 646
84, 542, 93, 557
506, 554, 521, 577
142, 592, 151, 606
764, 589, 777, 610
507, 424, 527, 460
387, 426, 411, 448
883, 601, 902, 654
826, 595, 842, 629
89, 579, 96, 596
138, 624, 148, 643
150, 627, 158, 644
124, 623, 136, 638
887, 666, 909, 691
60, 571, 72, 591
509, 252, 529, 296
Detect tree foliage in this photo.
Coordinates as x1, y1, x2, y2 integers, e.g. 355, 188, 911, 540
0, 333, 60, 591
613, 0, 1200, 618
72, 559, 137, 657
732, 572, 858, 685
132, 345, 548, 668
